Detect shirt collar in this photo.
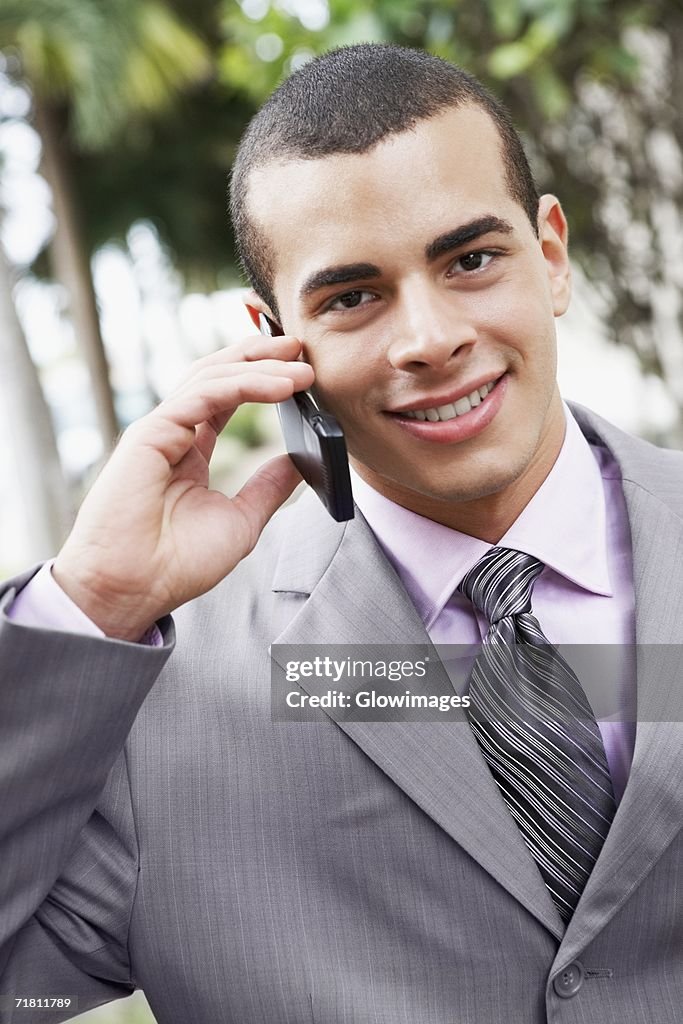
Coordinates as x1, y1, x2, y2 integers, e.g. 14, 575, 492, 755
350, 403, 613, 630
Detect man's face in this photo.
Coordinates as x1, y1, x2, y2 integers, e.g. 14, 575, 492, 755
246, 104, 571, 536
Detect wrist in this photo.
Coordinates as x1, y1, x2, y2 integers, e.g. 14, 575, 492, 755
51, 555, 158, 642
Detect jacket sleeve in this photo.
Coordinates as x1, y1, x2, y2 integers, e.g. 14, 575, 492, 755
0, 568, 174, 1022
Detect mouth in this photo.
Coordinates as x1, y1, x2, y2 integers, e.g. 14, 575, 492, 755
384, 372, 509, 444
389, 373, 505, 422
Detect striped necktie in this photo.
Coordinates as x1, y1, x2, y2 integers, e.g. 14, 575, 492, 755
458, 546, 616, 923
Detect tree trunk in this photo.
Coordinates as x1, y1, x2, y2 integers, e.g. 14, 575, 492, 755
0, 242, 73, 560
32, 95, 120, 452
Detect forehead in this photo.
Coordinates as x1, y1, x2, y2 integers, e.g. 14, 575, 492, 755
246, 105, 521, 294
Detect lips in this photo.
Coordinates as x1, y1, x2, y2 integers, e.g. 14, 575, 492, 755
400, 380, 497, 422
387, 372, 506, 418
386, 371, 509, 445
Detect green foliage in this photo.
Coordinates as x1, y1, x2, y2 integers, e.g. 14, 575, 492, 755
0, 0, 236, 287
121, 3, 212, 117
0, 0, 211, 148
219, 2, 327, 100
223, 402, 269, 448
70, 80, 254, 289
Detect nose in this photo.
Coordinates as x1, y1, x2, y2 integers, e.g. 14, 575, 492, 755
387, 281, 478, 371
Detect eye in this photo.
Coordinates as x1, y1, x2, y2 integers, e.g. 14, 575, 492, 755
451, 251, 495, 273
327, 289, 376, 311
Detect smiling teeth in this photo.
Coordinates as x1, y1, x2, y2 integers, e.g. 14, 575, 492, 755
403, 381, 496, 421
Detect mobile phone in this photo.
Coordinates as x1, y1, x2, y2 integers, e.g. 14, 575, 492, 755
258, 313, 354, 522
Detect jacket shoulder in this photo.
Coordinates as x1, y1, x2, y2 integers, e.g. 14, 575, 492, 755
570, 400, 683, 516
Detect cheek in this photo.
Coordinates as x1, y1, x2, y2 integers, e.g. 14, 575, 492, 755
483, 296, 536, 344
489, 294, 557, 379
309, 368, 353, 427
309, 347, 380, 417
482, 267, 555, 333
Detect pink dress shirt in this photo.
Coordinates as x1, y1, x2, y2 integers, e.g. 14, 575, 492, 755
350, 404, 636, 804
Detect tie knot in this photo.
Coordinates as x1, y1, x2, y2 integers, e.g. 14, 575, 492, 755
458, 547, 545, 624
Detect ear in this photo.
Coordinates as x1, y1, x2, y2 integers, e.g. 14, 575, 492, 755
243, 288, 281, 331
537, 194, 571, 316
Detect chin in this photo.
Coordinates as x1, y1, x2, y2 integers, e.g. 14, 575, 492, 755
409, 459, 530, 506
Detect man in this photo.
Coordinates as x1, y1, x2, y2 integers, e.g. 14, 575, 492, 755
1, 43, 681, 1024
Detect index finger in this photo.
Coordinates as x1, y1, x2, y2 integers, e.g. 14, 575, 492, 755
194, 334, 304, 371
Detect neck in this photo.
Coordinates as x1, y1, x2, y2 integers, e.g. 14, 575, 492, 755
354, 394, 567, 543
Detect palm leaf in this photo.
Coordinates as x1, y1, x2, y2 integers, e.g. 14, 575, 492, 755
0, 0, 211, 148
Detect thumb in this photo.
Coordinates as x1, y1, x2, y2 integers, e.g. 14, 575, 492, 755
231, 454, 303, 549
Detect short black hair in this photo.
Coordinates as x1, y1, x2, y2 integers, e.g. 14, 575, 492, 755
229, 43, 539, 320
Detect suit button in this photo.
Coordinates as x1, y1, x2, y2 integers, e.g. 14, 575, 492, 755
553, 961, 584, 998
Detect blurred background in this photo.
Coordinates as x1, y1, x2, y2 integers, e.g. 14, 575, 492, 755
0, 1, 681, 1017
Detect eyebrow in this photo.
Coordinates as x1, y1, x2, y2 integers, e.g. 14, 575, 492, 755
298, 215, 515, 302
425, 215, 514, 262
299, 262, 381, 301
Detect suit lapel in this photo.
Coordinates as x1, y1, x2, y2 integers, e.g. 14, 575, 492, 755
271, 493, 564, 938
559, 406, 683, 957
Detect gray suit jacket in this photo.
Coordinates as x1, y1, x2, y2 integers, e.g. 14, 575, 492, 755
1, 402, 682, 1024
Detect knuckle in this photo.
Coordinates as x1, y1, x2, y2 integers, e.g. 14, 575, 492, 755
120, 417, 148, 443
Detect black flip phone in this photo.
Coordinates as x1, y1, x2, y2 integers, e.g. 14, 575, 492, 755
258, 313, 354, 522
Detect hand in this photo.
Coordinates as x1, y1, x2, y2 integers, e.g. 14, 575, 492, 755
52, 335, 315, 641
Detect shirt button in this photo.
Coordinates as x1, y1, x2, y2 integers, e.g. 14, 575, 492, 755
553, 961, 585, 998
